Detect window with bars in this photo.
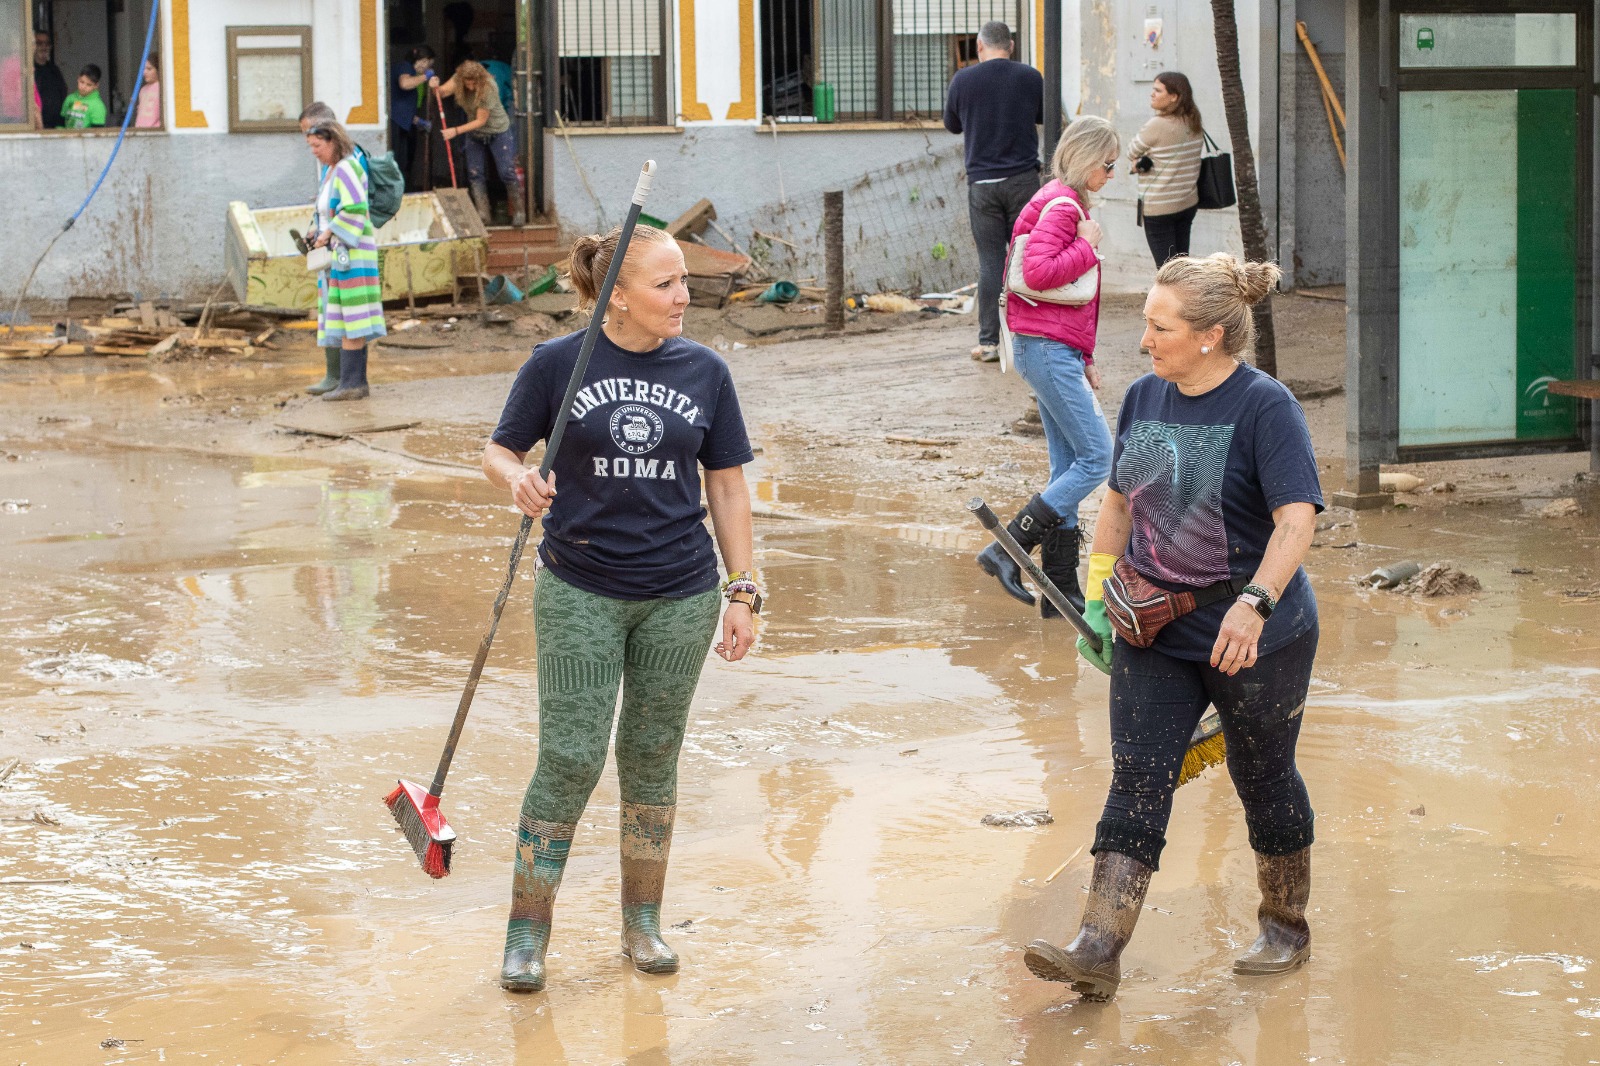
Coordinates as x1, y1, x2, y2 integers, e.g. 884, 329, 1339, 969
760, 0, 1021, 122
557, 0, 670, 127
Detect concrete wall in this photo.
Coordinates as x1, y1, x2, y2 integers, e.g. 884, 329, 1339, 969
1291, 0, 1346, 285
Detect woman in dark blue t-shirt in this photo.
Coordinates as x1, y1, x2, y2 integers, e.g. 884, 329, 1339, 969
482, 225, 758, 993
1025, 254, 1322, 1001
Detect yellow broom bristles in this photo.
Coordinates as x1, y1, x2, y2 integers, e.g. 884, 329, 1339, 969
1177, 731, 1228, 788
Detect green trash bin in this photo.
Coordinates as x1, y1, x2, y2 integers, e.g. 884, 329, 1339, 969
813, 83, 836, 123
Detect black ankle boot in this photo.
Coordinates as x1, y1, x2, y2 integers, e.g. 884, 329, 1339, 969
322, 345, 369, 401
1040, 525, 1084, 618
976, 495, 1061, 606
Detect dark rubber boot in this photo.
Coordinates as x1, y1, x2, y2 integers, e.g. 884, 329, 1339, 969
470, 181, 493, 225
1024, 851, 1154, 1001
322, 345, 369, 401
1040, 524, 1085, 618
1234, 848, 1311, 976
976, 495, 1061, 606
619, 802, 679, 974
306, 347, 341, 395
501, 820, 576, 992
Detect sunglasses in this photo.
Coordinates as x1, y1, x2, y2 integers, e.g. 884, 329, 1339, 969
1101, 161, 1117, 174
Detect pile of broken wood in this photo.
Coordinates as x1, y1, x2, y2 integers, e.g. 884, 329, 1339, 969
663, 199, 766, 310
0, 298, 309, 361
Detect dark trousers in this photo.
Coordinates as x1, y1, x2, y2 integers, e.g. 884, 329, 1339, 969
968, 170, 1041, 347
1143, 205, 1198, 266
1093, 623, 1318, 870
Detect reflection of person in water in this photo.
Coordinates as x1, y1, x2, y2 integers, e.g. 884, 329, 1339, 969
481, 224, 759, 993
1024, 253, 1322, 1001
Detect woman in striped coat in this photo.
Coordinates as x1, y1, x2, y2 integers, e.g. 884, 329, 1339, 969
1128, 72, 1204, 267
307, 121, 385, 400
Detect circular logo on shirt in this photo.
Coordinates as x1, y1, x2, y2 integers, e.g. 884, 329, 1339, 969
609, 404, 664, 455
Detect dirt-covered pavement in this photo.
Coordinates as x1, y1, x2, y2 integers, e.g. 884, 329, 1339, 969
2, 294, 1599, 1065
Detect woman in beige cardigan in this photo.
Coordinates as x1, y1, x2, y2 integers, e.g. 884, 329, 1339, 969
1129, 71, 1204, 266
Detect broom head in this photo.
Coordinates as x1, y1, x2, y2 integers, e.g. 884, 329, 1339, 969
385, 778, 456, 879
1177, 715, 1227, 788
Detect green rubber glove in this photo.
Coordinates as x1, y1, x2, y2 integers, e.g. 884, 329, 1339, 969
1076, 599, 1114, 675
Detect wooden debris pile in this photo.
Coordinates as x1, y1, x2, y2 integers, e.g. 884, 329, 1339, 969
0, 299, 307, 361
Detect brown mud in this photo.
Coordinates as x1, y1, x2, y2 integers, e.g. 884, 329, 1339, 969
2, 295, 1599, 1064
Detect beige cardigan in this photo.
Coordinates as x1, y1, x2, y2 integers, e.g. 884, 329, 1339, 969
1129, 114, 1203, 217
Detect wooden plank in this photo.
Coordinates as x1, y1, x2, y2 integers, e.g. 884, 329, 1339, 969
665, 198, 716, 239
275, 417, 420, 439
678, 240, 752, 278
1549, 379, 1600, 400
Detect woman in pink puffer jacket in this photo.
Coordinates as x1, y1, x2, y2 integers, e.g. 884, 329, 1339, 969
976, 116, 1121, 617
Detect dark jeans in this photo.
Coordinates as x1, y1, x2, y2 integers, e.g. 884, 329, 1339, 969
465, 128, 518, 189
1093, 622, 1318, 870
968, 169, 1041, 347
1143, 205, 1198, 266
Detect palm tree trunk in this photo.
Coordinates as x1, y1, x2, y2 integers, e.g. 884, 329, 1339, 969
1210, 0, 1278, 377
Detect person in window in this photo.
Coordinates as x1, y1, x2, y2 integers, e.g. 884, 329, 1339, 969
32, 31, 67, 130
61, 64, 107, 129
1024, 253, 1321, 1001
429, 61, 524, 226
390, 45, 436, 192
305, 121, 385, 400
483, 225, 757, 992
1129, 72, 1204, 265
133, 56, 161, 128
943, 20, 1043, 363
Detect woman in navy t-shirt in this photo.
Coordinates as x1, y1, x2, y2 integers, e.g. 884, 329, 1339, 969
1024, 254, 1323, 1001
483, 226, 758, 992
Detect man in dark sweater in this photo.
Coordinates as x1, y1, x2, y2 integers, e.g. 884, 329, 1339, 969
33, 31, 68, 130
943, 21, 1044, 362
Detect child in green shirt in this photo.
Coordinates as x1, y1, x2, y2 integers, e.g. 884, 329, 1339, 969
61, 64, 107, 130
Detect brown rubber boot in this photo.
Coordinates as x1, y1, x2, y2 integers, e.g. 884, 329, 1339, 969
1024, 851, 1154, 1001
500, 818, 576, 992
470, 181, 493, 225
508, 176, 527, 227
619, 801, 679, 975
1233, 847, 1311, 976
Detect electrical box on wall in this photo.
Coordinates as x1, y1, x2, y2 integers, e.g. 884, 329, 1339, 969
1132, 4, 1165, 83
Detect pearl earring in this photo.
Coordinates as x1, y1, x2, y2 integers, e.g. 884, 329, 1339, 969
1201, 345, 1210, 354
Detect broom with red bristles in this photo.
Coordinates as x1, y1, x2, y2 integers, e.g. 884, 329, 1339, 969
386, 159, 660, 878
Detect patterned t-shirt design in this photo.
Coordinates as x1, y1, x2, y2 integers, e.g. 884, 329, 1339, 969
1117, 420, 1235, 587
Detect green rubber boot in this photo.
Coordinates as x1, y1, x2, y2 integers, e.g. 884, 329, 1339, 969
500, 819, 576, 992
306, 346, 341, 395
620, 802, 679, 975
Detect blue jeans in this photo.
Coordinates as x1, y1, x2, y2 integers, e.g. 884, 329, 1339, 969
1012, 334, 1113, 526
1094, 623, 1318, 870
464, 127, 518, 187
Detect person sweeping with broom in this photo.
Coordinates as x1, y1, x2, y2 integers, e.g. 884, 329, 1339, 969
481, 223, 758, 993
1023, 253, 1322, 1000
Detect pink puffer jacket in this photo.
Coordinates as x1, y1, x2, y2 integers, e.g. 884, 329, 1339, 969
1003, 180, 1102, 357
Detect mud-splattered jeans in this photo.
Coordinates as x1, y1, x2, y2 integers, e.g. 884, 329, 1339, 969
1093, 623, 1318, 870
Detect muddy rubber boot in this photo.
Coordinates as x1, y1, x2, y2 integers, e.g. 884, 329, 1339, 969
305, 346, 341, 395
1024, 851, 1154, 1001
1040, 525, 1085, 618
501, 820, 576, 992
321, 345, 369, 401
508, 177, 527, 228
619, 801, 679, 975
1233, 848, 1311, 976
976, 495, 1061, 606
470, 181, 493, 225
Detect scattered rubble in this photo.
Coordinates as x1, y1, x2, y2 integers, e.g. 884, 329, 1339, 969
981, 809, 1054, 828
1397, 563, 1483, 597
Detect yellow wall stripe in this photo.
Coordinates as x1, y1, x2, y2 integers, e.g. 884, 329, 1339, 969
678, 0, 713, 121
171, 0, 208, 128
725, 0, 757, 120
1034, 0, 1045, 73
346, 0, 381, 125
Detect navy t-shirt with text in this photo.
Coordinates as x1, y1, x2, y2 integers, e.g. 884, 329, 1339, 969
491, 330, 754, 600
1109, 364, 1324, 661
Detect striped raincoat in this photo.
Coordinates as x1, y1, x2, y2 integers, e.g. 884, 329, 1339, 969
315, 156, 386, 345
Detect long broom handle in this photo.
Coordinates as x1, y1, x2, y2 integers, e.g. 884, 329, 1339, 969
967, 498, 1102, 652
427, 161, 658, 799
434, 87, 458, 188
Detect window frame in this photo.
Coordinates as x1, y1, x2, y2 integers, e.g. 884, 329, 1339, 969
553, 0, 672, 129
226, 24, 313, 134
7, 1, 171, 135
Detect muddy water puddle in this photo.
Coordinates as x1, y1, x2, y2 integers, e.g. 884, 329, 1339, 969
2, 440, 1600, 1063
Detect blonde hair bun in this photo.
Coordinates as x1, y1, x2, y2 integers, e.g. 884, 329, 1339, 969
1153, 253, 1282, 358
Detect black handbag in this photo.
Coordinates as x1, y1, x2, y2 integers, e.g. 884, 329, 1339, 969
1196, 130, 1237, 210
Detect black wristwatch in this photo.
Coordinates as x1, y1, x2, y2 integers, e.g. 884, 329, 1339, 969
1238, 584, 1276, 621
728, 590, 763, 615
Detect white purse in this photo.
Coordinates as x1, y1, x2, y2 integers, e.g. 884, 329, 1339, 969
1005, 196, 1100, 306
305, 246, 333, 273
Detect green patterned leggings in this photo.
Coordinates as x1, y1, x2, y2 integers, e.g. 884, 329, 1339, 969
524, 569, 721, 823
